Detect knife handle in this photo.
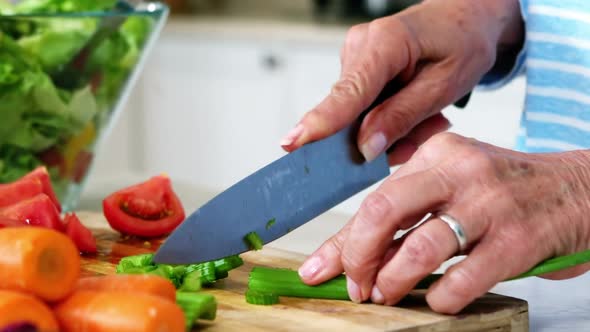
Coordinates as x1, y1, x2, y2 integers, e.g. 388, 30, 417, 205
356, 80, 471, 156
361, 80, 471, 121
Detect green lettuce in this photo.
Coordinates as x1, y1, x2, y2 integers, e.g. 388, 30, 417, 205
0, 32, 97, 152
14, 0, 117, 14
0, 0, 154, 200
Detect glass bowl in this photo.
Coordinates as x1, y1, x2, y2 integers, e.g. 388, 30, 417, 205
0, 1, 169, 211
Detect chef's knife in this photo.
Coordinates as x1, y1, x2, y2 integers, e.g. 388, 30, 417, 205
153, 83, 471, 265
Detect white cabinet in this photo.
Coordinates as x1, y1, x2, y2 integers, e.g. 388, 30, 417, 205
134, 37, 289, 191
445, 78, 526, 149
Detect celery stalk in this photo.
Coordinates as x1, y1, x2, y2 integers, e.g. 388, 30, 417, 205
176, 291, 217, 330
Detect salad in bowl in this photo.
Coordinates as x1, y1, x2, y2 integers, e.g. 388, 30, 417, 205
0, 0, 168, 210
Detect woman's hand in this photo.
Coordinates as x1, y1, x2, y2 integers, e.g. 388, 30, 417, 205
281, 0, 523, 164
299, 132, 590, 314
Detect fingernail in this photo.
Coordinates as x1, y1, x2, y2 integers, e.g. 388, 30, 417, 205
346, 276, 361, 303
360, 132, 387, 161
298, 256, 323, 280
280, 124, 304, 147
370, 286, 385, 304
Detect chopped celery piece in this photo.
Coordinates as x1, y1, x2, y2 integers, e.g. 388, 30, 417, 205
116, 254, 244, 288
247, 267, 440, 301
145, 265, 171, 278
172, 265, 187, 279
265, 218, 276, 230
248, 267, 349, 300
215, 270, 229, 280
244, 231, 263, 250
176, 291, 217, 330
187, 261, 217, 285
115, 253, 154, 273
245, 289, 279, 305
179, 270, 202, 292
213, 255, 244, 274
148, 265, 183, 288
119, 266, 157, 274
199, 262, 217, 284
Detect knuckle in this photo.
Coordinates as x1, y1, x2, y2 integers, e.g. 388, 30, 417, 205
340, 251, 365, 276
433, 77, 456, 106
470, 37, 496, 70
401, 231, 440, 270
417, 132, 463, 160
368, 18, 388, 34
380, 105, 416, 137
345, 24, 366, 43
429, 132, 463, 147
463, 148, 496, 176
299, 109, 333, 137
359, 191, 393, 226
445, 266, 477, 300
375, 273, 401, 299
491, 227, 528, 257
325, 232, 346, 254
332, 72, 367, 101
368, 17, 405, 41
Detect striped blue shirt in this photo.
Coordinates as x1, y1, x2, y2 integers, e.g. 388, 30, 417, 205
481, 0, 590, 152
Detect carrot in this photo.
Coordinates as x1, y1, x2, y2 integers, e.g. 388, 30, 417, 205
75, 274, 176, 302
0, 227, 80, 302
54, 290, 185, 332
0, 290, 59, 331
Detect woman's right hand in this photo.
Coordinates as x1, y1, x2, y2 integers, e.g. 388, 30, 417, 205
281, 0, 524, 164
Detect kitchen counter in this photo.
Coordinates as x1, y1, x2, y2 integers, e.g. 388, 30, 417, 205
492, 274, 590, 331
80, 172, 590, 332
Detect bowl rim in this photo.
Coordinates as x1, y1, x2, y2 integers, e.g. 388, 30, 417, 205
0, 1, 168, 18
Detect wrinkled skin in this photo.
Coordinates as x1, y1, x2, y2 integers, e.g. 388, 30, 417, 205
280, 0, 590, 314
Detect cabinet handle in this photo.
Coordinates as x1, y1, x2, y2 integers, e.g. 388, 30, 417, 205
262, 54, 281, 71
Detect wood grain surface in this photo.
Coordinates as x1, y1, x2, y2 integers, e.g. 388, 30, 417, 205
78, 212, 529, 332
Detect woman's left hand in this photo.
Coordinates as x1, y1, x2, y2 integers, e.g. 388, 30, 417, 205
298, 132, 590, 314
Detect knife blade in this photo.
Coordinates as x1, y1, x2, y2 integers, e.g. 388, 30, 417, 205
153, 82, 472, 265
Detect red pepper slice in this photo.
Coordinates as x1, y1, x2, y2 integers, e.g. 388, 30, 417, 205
21, 166, 62, 212
0, 194, 64, 232
102, 174, 185, 237
0, 178, 44, 208
64, 213, 97, 254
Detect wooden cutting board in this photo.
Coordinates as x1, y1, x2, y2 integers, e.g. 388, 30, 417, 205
78, 211, 529, 332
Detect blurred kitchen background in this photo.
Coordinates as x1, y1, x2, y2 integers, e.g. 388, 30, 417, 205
80, 0, 525, 253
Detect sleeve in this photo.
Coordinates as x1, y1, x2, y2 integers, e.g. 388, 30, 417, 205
477, 0, 528, 90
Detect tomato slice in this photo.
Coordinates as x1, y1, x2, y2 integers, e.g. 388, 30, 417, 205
21, 166, 62, 212
64, 213, 97, 254
0, 194, 64, 232
0, 217, 26, 228
102, 174, 185, 237
0, 178, 44, 208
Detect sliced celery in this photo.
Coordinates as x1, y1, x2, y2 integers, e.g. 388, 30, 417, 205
248, 267, 349, 300
179, 270, 202, 292
176, 291, 217, 330
244, 231, 263, 250
245, 289, 279, 305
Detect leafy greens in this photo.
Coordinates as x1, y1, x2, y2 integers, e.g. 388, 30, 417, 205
0, 0, 153, 197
